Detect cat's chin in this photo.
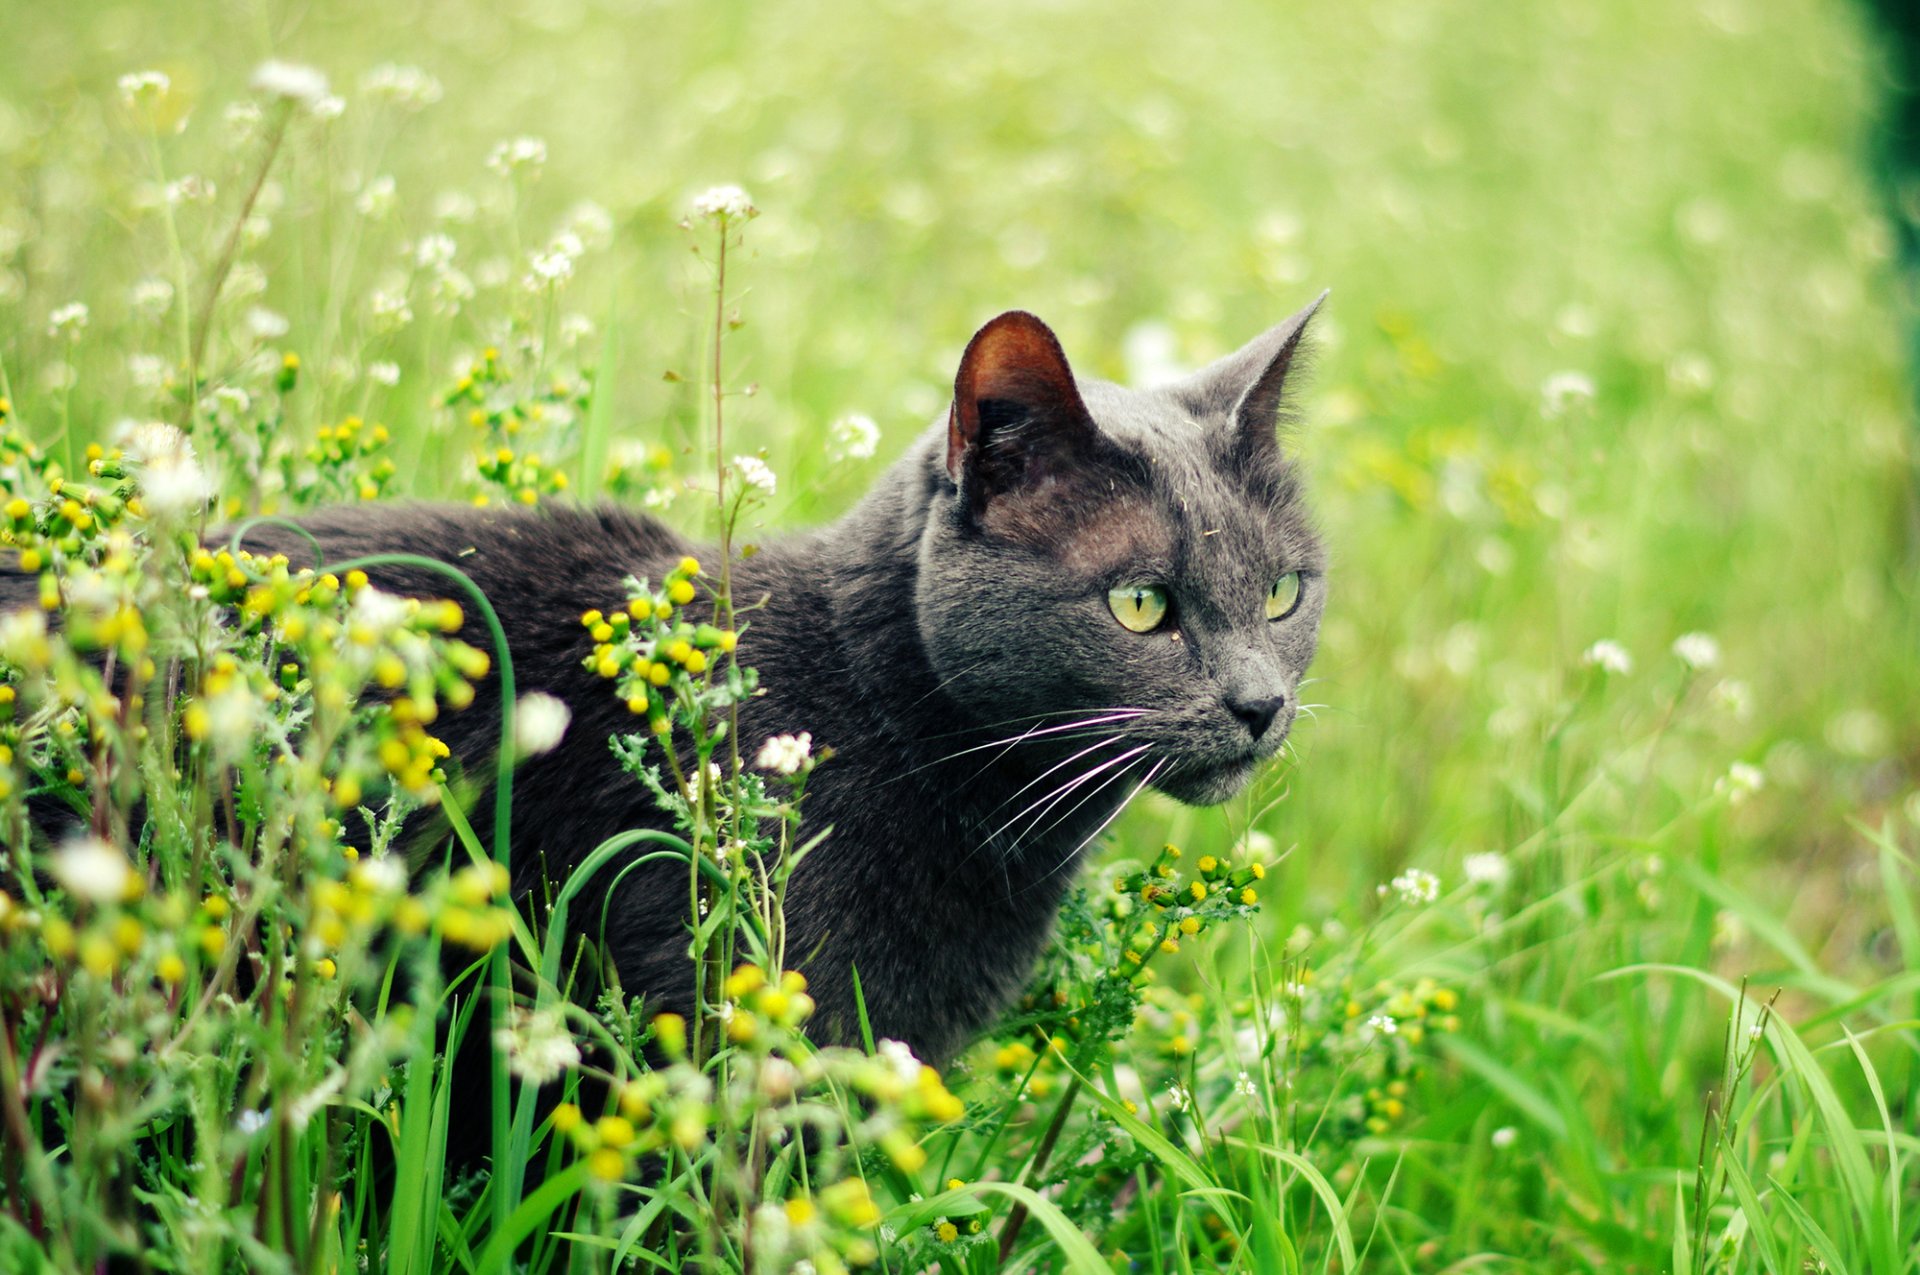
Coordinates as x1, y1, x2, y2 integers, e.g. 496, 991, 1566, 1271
1153, 755, 1261, 807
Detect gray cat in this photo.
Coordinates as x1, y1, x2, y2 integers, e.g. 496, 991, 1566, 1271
54, 299, 1329, 1067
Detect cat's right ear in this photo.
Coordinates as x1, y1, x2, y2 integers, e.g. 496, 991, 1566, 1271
946, 311, 1101, 522
1175, 291, 1327, 467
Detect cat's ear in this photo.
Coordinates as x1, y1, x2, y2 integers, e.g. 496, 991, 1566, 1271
946, 310, 1101, 520
1176, 291, 1327, 465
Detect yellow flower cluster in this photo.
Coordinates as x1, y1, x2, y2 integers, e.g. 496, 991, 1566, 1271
304, 416, 397, 503
473, 444, 568, 507
582, 558, 735, 735
1110, 842, 1265, 970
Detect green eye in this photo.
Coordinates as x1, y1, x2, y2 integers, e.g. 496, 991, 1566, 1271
1108, 583, 1170, 633
1266, 572, 1304, 621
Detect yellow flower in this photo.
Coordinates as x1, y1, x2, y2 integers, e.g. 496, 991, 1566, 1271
667, 579, 695, 606
1178, 915, 1200, 936
155, 952, 186, 984
935, 1221, 959, 1243
587, 1148, 626, 1182
1240, 887, 1258, 905
784, 1197, 816, 1227
678, 556, 701, 576
1189, 881, 1207, 902
550, 1103, 583, 1134
596, 1115, 635, 1149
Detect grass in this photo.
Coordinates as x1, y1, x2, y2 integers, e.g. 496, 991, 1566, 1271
0, 0, 1916, 1270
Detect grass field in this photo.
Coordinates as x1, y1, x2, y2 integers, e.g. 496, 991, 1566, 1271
1, 0, 1917, 1270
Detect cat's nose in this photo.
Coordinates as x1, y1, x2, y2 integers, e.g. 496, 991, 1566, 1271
1226, 692, 1286, 741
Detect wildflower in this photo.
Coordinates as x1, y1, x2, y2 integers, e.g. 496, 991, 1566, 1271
1384, 868, 1440, 905
1581, 639, 1633, 675
829, 413, 881, 461
1234, 1071, 1259, 1097
369, 288, 413, 333
526, 242, 576, 288
1671, 631, 1720, 671
754, 731, 812, 776
355, 175, 397, 219
51, 837, 138, 904
495, 1006, 580, 1085
1366, 1014, 1399, 1037
368, 361, 401, 387
1167, 1081, 1193, 1112
246, 307, 290, 340
1540, 370, 1595, 416
414, 233, 457, 271
48, 302, 90, 339
487, 136, 548, 179
733, 454, 777, 496
130, 278, 174, 319
1712, 678, 1754, 720
309, 94, 346, 121
360, 64, 443, 110
250, 60, 331, 106
514, 692, 571, 756
1491, 1125, 1517, 1149
690, 184, 757, 221
1462, 852, 1511, 887
236, 1109, 269, 1135
1716, 761, 1765, 804
117, 70, 171, 108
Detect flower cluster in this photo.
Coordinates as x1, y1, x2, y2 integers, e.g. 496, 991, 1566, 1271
580, 557, 736, 736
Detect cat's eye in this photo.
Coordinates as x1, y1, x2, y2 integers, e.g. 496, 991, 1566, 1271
1108, 583, 1170, 633
1266, 572, 1304, 622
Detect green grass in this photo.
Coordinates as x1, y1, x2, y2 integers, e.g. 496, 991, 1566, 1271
0, 0, 1916, 1270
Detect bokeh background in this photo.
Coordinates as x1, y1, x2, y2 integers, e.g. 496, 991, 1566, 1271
2, 0, 1917, 1259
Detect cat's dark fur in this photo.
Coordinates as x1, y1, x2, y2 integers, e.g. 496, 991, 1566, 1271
7, 301, 1327, 1067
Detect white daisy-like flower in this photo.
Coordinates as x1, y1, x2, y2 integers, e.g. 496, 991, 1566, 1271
355, 174, 396, 220
47, 302, 89, 338
1383, 868, 1440, 906
514, 692, 571, 757
117, 70, 171, 107
495, 1006, 580, 1086
1462, 852, 1511, 887
690, 184, 756, 221
829, 413, 881, 462
1540, 370, 1595, 417
52, 837, 137, 903
1581, 639, 1633, 676
250, 60, 331, 106
129, 278, 174, 319
732, 454, 776, 497
1716, 761, 1765, 804
754, 731, 813, 776
1672, 631, 1720, 671
487, 136, 547, 179
360, 64, 443, 110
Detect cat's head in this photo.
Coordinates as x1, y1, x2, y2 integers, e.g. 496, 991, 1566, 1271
915, 297, 1327, 807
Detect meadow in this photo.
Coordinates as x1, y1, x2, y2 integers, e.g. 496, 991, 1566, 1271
0, 0, 1916, 1270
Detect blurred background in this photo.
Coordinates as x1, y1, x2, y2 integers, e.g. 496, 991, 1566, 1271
1, 0, 1916, 1171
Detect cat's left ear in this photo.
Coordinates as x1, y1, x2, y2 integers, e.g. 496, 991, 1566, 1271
1175, 290, 1327, 465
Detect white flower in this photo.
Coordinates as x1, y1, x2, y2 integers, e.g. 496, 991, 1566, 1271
829, 413, 881, 462
1491, 1125, 1517, 1149
690, 184, 756, 221
1462, 852, 1511, 887
47, 302, 89, 338
1366, 1013, 1399, 1036
224, 101, 264, 144
367, 361, 401, 387
360, 64, 443, 110
526, 245, 575, 288
245, 307, 290, 340
127, 355, 167, 390
349, 855, 407, 895
369, 288, 413, 333
1167, 1081, 1193, 1112
52, 837, 137, 904
1672, 631, 1720, 671
487, 136, 547, 179
1540, 370, 1595, 417
208, 386, 252, 417
118, 70, 171, 107
309, 94, 346, 122
495, 1006, 580, 1086
129, 278, 174, 319
236, 1109, 269, 1136
563, 200, 614, 249
414, 233, 457, 271
355, 175, 397, 220
559, 313, 596, 346
1716, 761, 1765, 805
351, 586, 411, 633
164, 175, 217, 206
1711, 679, 1754, 721
514, 692, 571, 757
224, 262, 267, 300
754, 732, 813, 776
733, 454, 776, 497
1233, 1070, 1259, 1098
1581, 639, 1633, 676
877, 1038, 921, 1085
251, 60, 331, 106
1382, 868, 1440, 906
116, 419, 188, 464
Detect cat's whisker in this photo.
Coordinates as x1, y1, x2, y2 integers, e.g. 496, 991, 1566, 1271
1012, 744, 1153, 853
984, 735, 1132, 819
1014, 758, 1167, 899
911, 706, 1149, 747
990, 743, 1153, 847
891, 710, 1149, 783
